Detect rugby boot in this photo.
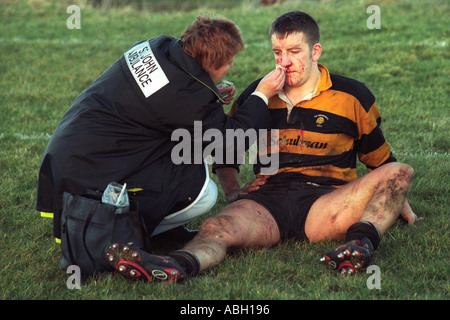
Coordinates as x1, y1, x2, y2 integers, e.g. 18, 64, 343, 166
105, 242, 188, 283
320, 238, 374, 275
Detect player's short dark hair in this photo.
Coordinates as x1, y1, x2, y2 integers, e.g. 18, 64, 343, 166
269, 11, 320, 48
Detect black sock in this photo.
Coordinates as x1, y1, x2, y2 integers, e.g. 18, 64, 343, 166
168, 250, 200, 277
345, 221, 381, 250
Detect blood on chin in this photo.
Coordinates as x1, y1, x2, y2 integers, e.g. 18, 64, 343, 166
286, 73, 298, 87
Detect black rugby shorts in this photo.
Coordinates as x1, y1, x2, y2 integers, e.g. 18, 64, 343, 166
241, 172, 336, 241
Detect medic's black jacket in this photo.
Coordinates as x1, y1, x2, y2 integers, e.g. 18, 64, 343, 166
37, 36, 270, 239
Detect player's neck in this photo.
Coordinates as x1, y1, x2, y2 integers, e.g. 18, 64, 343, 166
284, 65, 321, 103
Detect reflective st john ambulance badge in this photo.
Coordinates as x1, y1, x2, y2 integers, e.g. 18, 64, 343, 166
124, 41, 169, 98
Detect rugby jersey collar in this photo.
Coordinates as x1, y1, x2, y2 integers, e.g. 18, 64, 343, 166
277, 64, 332, 108
316, 64, 333, 94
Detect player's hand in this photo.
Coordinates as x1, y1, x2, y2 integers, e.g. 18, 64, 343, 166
400, 200, 424, 225
225, 176, 267, 203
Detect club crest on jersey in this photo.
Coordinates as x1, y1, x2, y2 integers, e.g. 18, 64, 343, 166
314, 114, 329, 128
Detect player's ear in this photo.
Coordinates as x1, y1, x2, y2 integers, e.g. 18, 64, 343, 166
312, 43, 322, 62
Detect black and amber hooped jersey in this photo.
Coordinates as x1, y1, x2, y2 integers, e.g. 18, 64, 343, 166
229, 64, 396, 187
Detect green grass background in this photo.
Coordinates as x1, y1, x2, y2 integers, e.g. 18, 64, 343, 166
0, 0, 448, 300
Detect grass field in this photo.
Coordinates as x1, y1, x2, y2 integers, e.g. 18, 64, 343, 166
0, 0, 448, 303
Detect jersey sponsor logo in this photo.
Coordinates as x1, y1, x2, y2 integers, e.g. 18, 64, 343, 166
124, 41, 169, 98
279, 134, 328, 149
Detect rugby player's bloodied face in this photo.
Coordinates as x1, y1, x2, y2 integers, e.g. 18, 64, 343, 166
271, 32, 321, 88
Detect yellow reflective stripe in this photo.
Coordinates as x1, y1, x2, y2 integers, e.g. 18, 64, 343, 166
127, 188, 144, 192
55, 238, 61, 244
40, 212, 54, 218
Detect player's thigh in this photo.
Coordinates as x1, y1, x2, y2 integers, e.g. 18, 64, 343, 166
304, 171, 384, 242
212, 199, 281, 248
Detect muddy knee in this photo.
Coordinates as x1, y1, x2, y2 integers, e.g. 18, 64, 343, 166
379, 163, 415, 208
379, 163, 414, 187
389, 163, 414, 185
198, 215, 239, 243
